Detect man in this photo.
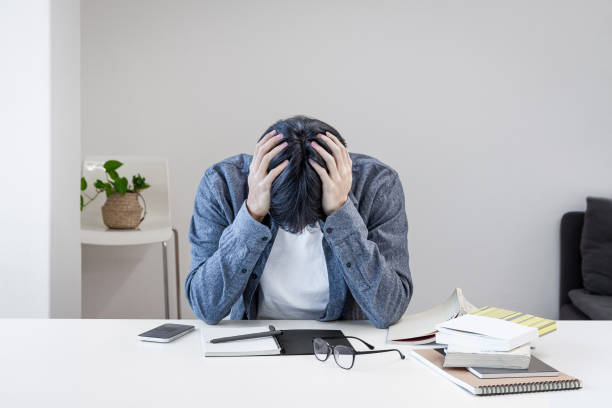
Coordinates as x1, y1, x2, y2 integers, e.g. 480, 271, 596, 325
186, 115, 412, 328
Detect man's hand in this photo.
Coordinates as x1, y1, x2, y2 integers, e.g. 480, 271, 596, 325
246, 129, 289, 222
308, 131, 353, 215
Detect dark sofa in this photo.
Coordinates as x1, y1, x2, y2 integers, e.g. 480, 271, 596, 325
560, 211, 612, 320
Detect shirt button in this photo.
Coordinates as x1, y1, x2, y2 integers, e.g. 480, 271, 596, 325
251, 273, 258, 280
261, 236, 268, 241
241, 268, 247, 274
326, 228, 333, 233
346, 262, 352, 268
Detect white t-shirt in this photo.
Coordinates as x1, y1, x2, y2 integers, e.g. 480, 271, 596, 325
257, 223, 330, 319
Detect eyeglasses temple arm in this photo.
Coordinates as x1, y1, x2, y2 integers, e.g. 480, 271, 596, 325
354, 348, 406, 359
344, 336, 375, 350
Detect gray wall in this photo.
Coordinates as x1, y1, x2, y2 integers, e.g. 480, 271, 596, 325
81, 0, 612, 320
51, 0, 81, 318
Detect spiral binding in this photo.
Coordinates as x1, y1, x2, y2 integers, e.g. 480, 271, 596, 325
479, 379, 582, 395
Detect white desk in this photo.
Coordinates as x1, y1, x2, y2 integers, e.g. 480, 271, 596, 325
0, 319, 606, 407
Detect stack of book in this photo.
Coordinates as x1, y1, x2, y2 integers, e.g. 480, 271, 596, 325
433, 311, 569, 380
435, 313, 539, 370
398, 299, 581, 395
409, 311, 581, 395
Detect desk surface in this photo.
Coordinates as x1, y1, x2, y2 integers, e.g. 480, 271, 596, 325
0, 319, 606, 407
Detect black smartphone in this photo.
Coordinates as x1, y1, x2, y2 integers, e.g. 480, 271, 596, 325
137, 323, 195, 343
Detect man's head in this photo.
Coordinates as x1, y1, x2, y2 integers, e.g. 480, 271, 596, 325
257, 115, 346, 233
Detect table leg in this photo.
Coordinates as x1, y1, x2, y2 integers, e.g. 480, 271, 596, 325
172, 228, 181, 319
162, 241, 169, 319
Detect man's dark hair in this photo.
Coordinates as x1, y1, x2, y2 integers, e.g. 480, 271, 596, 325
258, 115, 346, 233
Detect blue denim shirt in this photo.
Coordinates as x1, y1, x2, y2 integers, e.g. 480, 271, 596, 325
186, 152, 412, 329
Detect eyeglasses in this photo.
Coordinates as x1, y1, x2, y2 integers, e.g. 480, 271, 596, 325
312, 336, 405, 370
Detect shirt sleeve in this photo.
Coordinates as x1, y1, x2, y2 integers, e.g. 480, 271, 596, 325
185, 171, 271, 324
322, 170, 412, 329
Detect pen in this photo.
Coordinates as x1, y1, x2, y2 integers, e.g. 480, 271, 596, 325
209, 329, 283, 344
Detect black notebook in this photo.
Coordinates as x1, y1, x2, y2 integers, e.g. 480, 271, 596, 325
275, 329, 352, 355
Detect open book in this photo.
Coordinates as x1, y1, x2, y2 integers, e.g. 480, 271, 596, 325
387, 288, 477, 345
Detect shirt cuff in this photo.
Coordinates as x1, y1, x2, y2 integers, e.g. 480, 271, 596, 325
232, 200, 273, 251
322, 198, 368, 243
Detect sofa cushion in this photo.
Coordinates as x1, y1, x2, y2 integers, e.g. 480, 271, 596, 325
580, 197, 612, 295
568, 288, 612, 320
560, 303, 590, 320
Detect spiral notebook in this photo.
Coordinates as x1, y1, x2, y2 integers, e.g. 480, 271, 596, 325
412, 349, 581, 396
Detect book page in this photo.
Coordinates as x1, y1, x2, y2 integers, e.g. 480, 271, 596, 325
387, 288, 475, 342
437, 314, 537, 340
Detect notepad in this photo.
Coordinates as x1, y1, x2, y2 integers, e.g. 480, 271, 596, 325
201, 326, 282, 357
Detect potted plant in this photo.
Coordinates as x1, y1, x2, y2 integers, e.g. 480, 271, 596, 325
80, 160, 150, 229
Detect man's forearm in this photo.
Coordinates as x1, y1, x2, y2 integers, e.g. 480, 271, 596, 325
322, 195, 412, 329
185, 201, 271, 324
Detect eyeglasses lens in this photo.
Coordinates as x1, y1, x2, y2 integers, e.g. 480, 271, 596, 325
313, 338, 330, 361
333, 345, 355, 369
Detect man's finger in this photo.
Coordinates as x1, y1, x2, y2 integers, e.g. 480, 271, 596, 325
259, 141, 287, 175
308, 159, 332, 184
253, 129, 277, 164
254, 133, 283, 170
257, 129, 277, 148
325, 131, 345, 149
326, 131, 350, 169
264, 160, 289, 185
311, 141, 339, 179
318, 133, 346, 169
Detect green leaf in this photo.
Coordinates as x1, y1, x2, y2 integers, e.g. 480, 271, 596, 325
105, 184, 113, 197
80, 195, 84, 211
94, 179, 106, 190
116, 177, 128, 194
107, 169, 119, 181
80, 177, 87, 191
132, 173, 150, 191
103, 160, 123, 172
